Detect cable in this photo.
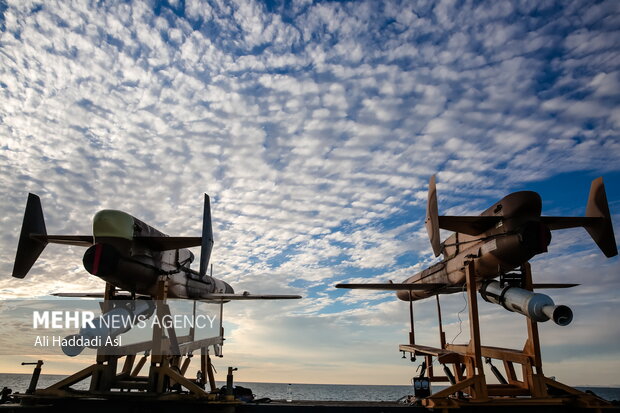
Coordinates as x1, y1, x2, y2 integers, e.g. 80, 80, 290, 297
450, 284, 468, 345
410, 285, 469, 377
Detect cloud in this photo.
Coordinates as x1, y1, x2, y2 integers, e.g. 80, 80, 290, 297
0, 0, 619, 386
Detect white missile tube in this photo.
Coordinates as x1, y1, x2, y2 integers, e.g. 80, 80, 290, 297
480, 280, 573, 326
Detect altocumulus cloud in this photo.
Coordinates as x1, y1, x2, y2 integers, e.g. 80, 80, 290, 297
0, 0, 619, 385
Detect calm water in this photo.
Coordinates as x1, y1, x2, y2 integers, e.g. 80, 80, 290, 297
1, 373, 618, 402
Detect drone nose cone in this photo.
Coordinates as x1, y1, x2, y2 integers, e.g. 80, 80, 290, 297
93, 210, 134, 240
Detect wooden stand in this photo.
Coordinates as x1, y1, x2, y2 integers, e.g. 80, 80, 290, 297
37, 278, 224, 399
399, 260, 612, 410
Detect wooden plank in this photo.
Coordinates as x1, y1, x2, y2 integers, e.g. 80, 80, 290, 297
121, 355, 135, 375
180, 356, 192, 375
486, 384, 530, 396
205, 349, 216, 392
163, 365, 209, 396
131, 355, 148, 377
114, 380, 150, 390
399, 343, 451, 356
426, 376, 481, 399
503, 360, 519, 384
178, 336, 223, 353
398, 344, 463, 364
428, 376, 452, 383
453, 363, 464, 382
44, 364, 97, 390
522, 262, 547, 397
465, 261, 487, 400
446, 344, 531, 364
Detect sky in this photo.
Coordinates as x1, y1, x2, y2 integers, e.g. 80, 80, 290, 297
0, 0, 619, 387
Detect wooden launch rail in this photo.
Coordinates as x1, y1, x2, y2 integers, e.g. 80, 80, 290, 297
399, 260, 612, 410
36, 278, 224, 399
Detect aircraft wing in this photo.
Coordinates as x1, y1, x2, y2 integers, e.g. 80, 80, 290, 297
540, 216, 601, 230
532, 283, 579, 289
133, 236, 202, 250
199, 293, 302, 302
335, 283, 446, 290
52, 292, 301, 301
31, 235, 93, 247
52, 292, 152, 299
34, 234, 204, 250
438, 216, 503, 236
336, 283, 579, 292
52, 292, 105, 298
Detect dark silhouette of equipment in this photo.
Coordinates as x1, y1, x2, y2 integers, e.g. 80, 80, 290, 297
337, 176, 616, 409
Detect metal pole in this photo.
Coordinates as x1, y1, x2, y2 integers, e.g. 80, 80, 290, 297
22, 360, 43, 394
226, 367, 237, 400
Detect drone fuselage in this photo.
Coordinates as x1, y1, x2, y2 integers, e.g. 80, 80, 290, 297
82, 210, 233, 299
396, 191, 550, 301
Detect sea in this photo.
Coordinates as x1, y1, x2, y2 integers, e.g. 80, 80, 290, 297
1, 373, 619, 402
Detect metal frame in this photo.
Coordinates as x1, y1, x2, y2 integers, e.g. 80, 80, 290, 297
36, 278, 223, 399
399, 260, 611, 410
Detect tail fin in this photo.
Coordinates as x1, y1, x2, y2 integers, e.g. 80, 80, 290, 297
425, 176, 503, 244
585, 177, 617, 258
12, 194, 48, 278
425, 175, 442, 257
199, 194, 214, 278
